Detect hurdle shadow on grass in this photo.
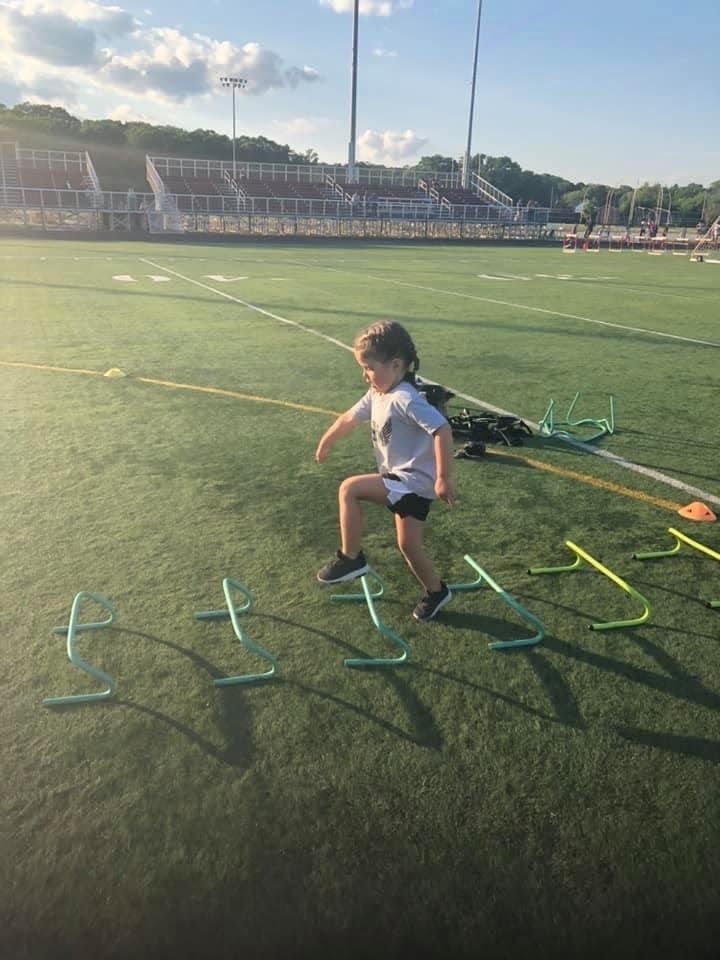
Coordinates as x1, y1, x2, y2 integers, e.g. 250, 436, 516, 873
107, 627, 260, 768
630, 575, 719, 611
538, 634, 720, 713
613, 726, 720, 764
430, 608, 584, 728
618, 427, 720, 453
254, 613, 444, 750
521, 590, 720, 643
500, 587, 720, 715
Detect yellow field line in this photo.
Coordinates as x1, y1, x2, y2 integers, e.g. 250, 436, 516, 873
136, 376, 340, 417
0, 358, 682, 513
0, 359, 339, 418
0, 359, 104, 377
487, 448, 682, 513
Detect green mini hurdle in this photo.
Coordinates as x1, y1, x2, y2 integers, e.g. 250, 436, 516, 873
633, 527, 720, 608
43, 592, 117, 706
330, 570, 410, 668
449, 555, 544, 650
194, 578, 277, 686
539, 392, 615, 442
530, 540, 651, 630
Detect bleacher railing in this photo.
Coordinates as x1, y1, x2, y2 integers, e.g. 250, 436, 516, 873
17, 147, 86, 172
470, 171, 513, 208
149, 157, 481, 190
0, 186, 553, 227
83, 151, 101, 192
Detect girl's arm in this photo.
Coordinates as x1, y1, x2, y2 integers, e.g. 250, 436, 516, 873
315, 411, 361, 463
432, 423, 455, 505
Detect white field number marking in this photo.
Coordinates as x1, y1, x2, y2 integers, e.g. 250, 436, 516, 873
535, 274, 615, 281
477, 273, 530, 281
202, 275, 249, 282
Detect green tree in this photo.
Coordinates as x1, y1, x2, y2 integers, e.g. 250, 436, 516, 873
415, 154, 456, 174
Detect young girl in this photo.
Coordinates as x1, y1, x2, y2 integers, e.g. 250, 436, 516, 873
315, 321, 455, 622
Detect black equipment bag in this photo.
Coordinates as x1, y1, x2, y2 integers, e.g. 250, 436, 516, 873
448, 408, 533, 447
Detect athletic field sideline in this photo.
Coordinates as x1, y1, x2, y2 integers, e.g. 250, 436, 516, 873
2, 236, 720, 959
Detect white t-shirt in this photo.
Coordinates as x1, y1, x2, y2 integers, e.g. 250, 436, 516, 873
350, 381, 448, 500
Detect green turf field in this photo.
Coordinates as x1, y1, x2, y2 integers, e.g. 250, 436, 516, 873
2, 236, 720, 959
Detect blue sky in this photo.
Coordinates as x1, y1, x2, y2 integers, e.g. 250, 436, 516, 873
0, 0, 717, 186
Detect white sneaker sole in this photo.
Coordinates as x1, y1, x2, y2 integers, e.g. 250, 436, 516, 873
413, 588, 452, 622
317, 563, 370, 585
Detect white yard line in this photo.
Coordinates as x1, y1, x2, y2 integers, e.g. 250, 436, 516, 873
142, 257, 720, 508
139, 258, 351, 352
358, 273, 720, 348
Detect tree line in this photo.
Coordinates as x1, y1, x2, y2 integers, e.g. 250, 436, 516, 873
1, 102, 717, 223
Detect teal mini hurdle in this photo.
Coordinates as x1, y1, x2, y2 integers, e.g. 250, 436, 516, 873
539, 392, 615, 442
43, 591, 117, 706
450, 554, 545, 650
330, 570, 410, 668
194, 578, 277, 686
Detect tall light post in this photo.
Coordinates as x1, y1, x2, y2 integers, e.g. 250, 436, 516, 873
462, 0, 483, 190
347, 0, 360, 184
220, 76, 247, 182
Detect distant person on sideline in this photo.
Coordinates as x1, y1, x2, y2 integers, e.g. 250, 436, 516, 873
314, 321, 455, 623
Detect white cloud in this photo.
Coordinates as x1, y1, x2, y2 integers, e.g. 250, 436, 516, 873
109, 102, 159, 122
276, 116, 330, 137
0, 0, 136, 68
0, 1, 321, 105
372, 47, 398, 57
320, 0, 413, 15
100, 36, 321, 102
358, 127, 428, 164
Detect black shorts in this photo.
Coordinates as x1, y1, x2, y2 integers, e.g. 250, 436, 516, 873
386, 492, 433, 522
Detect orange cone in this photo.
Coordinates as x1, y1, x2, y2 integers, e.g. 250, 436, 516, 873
678, 501, 717, 522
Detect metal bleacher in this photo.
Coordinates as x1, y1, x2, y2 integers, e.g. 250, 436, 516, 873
0, 147, 562, 240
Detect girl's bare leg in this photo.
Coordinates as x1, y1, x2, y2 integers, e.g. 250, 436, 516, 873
338, 474, 388, 557
394, 514, 442, 594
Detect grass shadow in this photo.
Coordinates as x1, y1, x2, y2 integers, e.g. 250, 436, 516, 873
540, 634, 720, 712
108, 626, 259, 768
255, 613, 444, 750
613, 725, 720, 764
3, 277, 229, 305
409, 635, 584, 729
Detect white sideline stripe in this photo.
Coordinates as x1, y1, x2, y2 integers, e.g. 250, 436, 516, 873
139, 258, 351, 353
361, 274, 720, 348
143, 257, 720, 508
443, 387, 720, 509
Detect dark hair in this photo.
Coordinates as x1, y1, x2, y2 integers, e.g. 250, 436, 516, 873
352, 321, 419, 384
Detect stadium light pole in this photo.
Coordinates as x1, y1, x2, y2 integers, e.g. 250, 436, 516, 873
347, 0, 360, 184
220, 76, 247, 181
462, 0, 483, 190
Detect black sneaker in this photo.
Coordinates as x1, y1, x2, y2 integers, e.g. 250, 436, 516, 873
317, 550, 369, 584
454, 440, 486, 460
412, 582, 452, 622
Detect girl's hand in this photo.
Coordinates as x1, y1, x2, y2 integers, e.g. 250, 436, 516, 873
315, 441, 330, 463
435, 475, 455, 506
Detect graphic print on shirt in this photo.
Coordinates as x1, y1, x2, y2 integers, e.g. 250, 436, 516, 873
372, 417, 392, 447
